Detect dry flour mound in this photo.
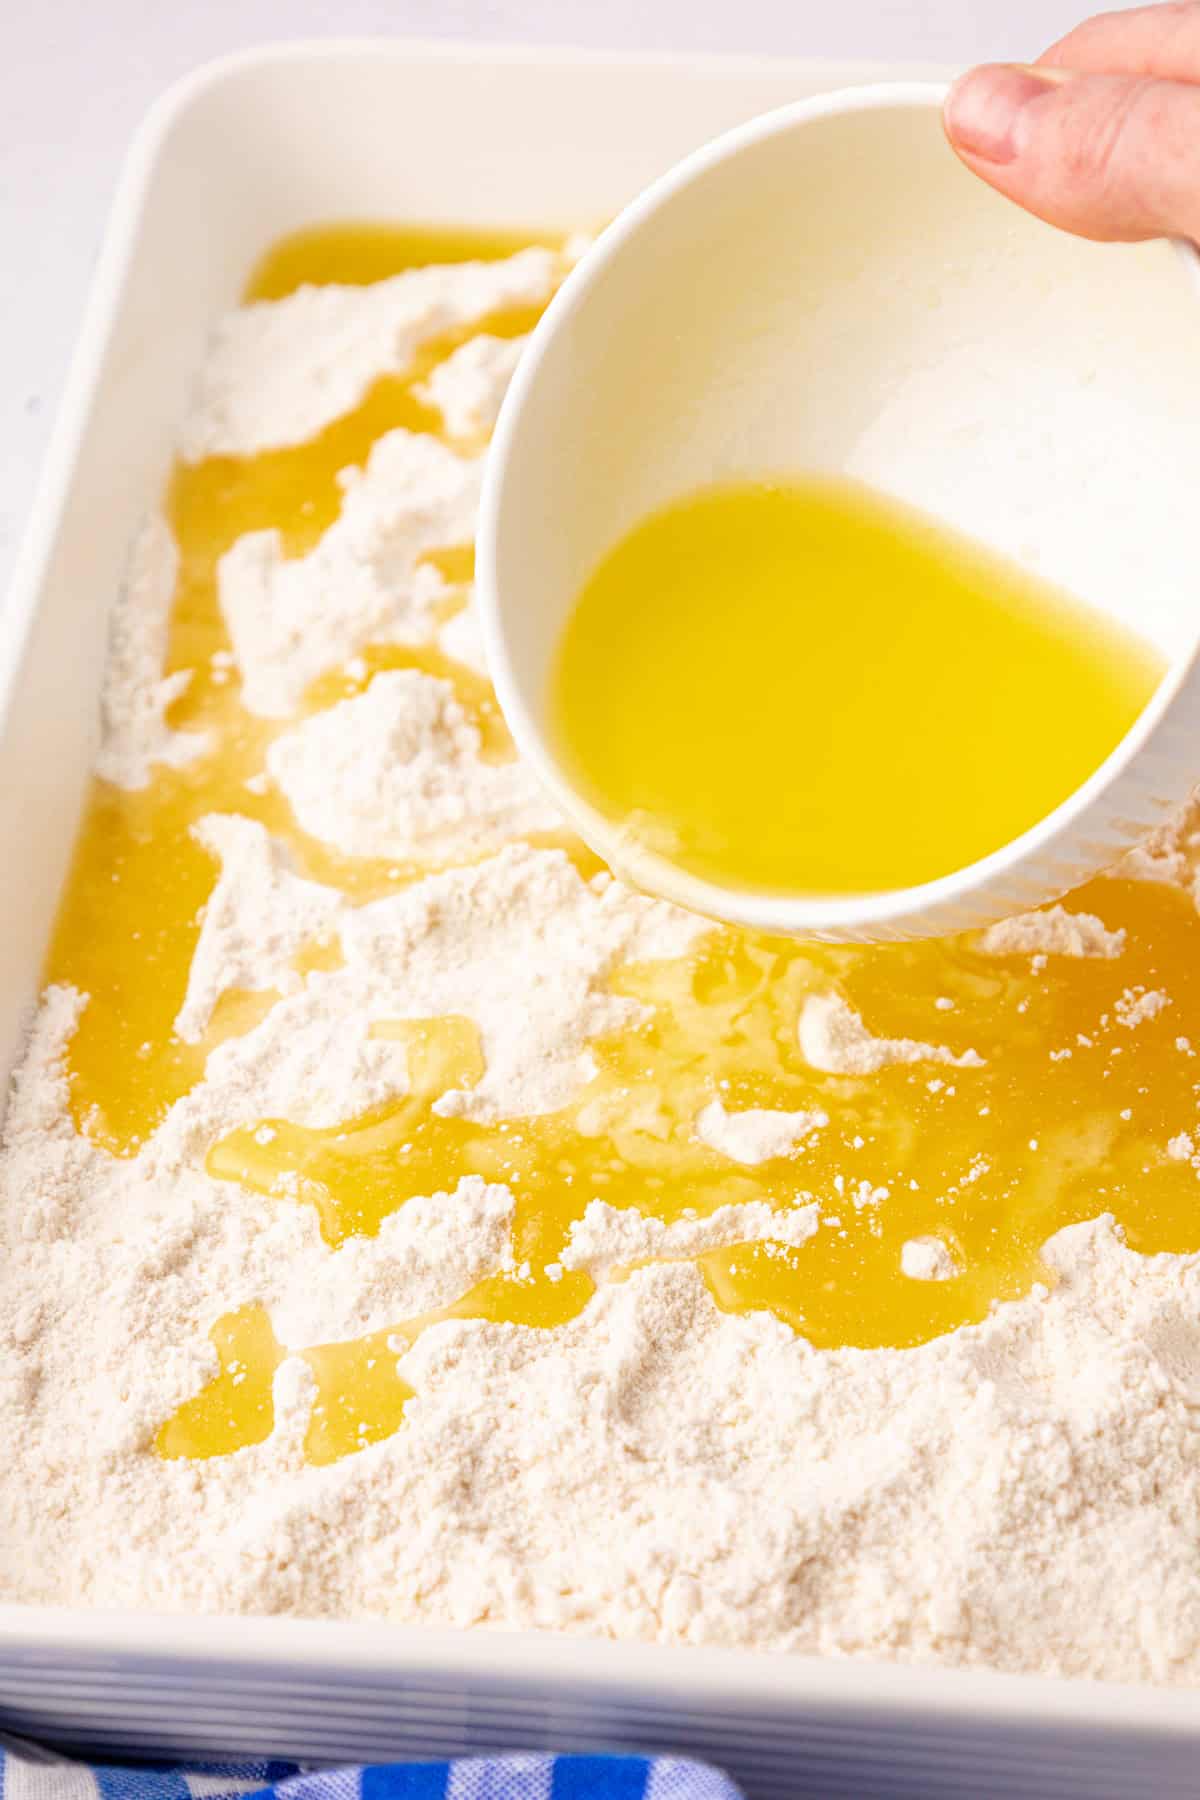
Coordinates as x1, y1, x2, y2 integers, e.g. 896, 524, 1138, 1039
143, 842, 705, 1168
219, 430, 481, 717
9, 1141, 1200, 1689
0, 993, 517, 1463
798, 992, 984, 1076
562, 1196, 822, 1275
437, 594, 488, 676
1118, 801, 1200, 891
694, 1099, 827, 1166
96, 518, 209, 788
176, 815, 347, 1043
417, 333, 528, 440
901, 1235, 961, 1281
1116, 987, 1171, 1029
183, 249, 559, 460
331, 849, 705, 1122
978, 905, 1126, 960
267, 669, 561, 861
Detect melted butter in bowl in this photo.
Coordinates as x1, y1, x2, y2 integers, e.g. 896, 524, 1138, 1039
551, 475, 1163, 898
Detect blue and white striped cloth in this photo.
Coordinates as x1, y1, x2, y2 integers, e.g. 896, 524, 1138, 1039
0, 1738, 743, 1800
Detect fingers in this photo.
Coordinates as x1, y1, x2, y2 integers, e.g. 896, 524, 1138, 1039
943, 64, 1200, 242
1041, 3, 1200, 81
943, 4, 1200, 248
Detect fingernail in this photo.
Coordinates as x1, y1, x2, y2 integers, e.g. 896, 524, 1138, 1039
944, 63, 1071, 163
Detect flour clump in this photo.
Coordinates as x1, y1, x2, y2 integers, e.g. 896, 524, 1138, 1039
798, 993, 983, 1075
183, 250, 559, 459
267, 670, 562, 862
219, 430, 482, 717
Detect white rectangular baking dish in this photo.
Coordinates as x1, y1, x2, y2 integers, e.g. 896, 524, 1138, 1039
3, 41, 1200, 1799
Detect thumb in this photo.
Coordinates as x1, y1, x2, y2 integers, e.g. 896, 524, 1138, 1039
943, 63, 1200, 243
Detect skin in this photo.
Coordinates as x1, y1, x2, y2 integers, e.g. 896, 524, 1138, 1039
943, 2, 1200, 243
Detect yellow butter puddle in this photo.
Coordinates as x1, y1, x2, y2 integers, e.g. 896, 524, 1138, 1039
37, 224, 1200, 1471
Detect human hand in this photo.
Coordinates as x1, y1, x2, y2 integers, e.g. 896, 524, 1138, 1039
943, 2, 1200, 243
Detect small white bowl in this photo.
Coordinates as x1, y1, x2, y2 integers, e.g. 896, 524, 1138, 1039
478, 83, 1200, 942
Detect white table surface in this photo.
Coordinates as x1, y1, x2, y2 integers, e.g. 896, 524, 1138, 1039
0, 0, 1087, 596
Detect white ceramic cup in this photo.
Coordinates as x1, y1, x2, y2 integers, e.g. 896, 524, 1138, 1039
478, 82, 1200, 942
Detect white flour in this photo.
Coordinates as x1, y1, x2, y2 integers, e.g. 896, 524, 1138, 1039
798, 992, 984, 1075
152, 832, 702, 1156
95, 517, 209, 788
561, 1196, 822, 1274
5, 987, 1200, 1685
183, 250, 559, 460
978, 905, 1126, 960
267, 670, 561, 862
1116, 987, 1171, 1030
176, 816, 346, 1043
5, 252, 1200, 1687
416, 333, 528, 441
900, 1236, 961, 1281
437, 594, 489, 676
219, 430, 482, 717
694, 1099, 827, 1167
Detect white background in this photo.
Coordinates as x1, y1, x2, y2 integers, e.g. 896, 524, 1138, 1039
0, 0, 1089, 593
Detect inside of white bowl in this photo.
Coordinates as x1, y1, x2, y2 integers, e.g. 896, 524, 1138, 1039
491, 93, 1200, 731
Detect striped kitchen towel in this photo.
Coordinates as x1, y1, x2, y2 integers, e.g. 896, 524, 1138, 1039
0, 1737, 744, 1800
